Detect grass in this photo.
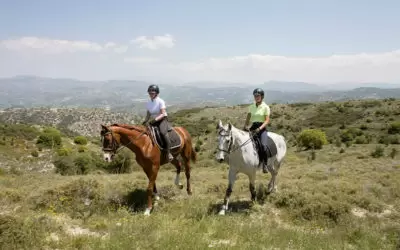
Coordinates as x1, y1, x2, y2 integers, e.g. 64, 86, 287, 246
0, 98, 400, 249
1, 143, 400, 249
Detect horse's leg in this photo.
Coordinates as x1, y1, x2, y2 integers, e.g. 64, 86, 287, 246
267, 161, 280, 194
219, 168, 237, 215
171, 158, 184, 189
153, 182, 160, 202
144, 165, 159, 216
249, 171, 257, 202
183, 158, 192, 195
180, 148, 192, 195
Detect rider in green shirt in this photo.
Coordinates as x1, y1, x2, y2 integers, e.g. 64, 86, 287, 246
244, 88, 271, 173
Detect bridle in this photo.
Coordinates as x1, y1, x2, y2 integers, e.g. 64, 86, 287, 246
217, 129, 253, 154
101, 126, 147, 155
101, 131, 121, 154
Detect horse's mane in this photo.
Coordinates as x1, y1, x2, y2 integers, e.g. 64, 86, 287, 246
110, 123, 147, 133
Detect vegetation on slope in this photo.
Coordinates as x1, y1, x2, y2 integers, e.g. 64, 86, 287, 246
0, 98, 399, 249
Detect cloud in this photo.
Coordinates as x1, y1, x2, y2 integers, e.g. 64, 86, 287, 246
131, 34, 175, 50
166, 51, 400, 83
0, 37, 127, 54
0, 35, 400, 84
124, 57, 161, 64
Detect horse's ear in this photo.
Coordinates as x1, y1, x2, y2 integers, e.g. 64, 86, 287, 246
217, 120, 223, 129
101, 124, 108, 132
228, 122, 232, 130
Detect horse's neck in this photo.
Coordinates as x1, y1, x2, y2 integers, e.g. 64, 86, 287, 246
231, 127, 250, 146
114, 127, 149, 152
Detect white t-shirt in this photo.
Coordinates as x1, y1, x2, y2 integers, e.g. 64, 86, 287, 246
146, 96, 168, 118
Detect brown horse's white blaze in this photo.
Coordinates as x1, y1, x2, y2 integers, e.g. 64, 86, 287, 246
100, 123, 196, 216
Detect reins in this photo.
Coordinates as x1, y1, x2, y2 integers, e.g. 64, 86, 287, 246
102, 126, 147, 154
217, 130, 254, 154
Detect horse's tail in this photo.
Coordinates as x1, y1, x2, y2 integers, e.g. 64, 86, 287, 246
190, 143, 197, 163
178, 127, 197, 164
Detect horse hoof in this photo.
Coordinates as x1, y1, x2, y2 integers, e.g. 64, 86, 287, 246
218, 209, 226, 215
177, 184, 184, 189
154, 195, 160, 201
266, 187, 276, 194
144, 208, 152, 216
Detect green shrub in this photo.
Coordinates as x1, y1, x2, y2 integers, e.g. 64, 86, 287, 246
390, 148, 398, 159
36, 127, 62, 148
388, 122, 400, 134
378, 135, 400, 145
297, 129, 328, 150
0, 123, 40, 141
56, 147, 72, 156
355, 135, 368, 144
77, 145, 87, 153
53, 153, 93, 175
104, 149, 133, 174
74, 136, 88, 145
31, 150, 39, 157
371, 146, 384, 158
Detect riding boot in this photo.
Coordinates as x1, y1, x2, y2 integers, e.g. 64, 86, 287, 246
262, 148, 269, 173
261, 134, 269, 174
162, 133, 174, 162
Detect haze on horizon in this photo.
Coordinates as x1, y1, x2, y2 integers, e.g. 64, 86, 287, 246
0, 0, 400, 86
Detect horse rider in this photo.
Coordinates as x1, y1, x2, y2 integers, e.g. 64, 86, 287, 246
142, 84, 174, 162
243, 88, 271, 173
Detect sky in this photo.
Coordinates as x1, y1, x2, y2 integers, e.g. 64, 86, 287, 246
0, 0, 400, 85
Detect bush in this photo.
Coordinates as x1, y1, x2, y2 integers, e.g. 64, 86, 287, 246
355, 135, 368, 144
390, 148, 398, 159
56, 147, 72, 156
54, 153, 94, 175
74, 136, 88, 145
77, 145, 87, 153
31, 150, 39, 157
388, 122, 400, 134
371, 146, 384, 158
36, 127, 62, 148
340, 128, 363, 143
297, 129, 328, 150
0, 123, 40, 141
104, 149, 133, 174
195, 139, 203, 152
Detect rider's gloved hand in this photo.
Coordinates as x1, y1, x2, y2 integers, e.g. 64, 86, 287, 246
149, 118, 157, 125
250, 128, 260, 136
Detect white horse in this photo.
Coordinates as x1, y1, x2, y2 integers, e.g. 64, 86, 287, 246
215, 120, 287, 215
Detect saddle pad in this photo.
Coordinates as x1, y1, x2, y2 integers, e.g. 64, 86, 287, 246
150, 126, 182, 150
265, 135, 278, 158
253, 133, 278, 159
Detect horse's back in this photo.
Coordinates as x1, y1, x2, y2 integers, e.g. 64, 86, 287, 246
266, 131, 287, 161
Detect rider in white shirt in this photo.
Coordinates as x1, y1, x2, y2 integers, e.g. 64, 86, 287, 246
142, 84, 174, 162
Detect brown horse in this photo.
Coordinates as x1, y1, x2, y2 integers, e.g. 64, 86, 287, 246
100, 123, 197, 215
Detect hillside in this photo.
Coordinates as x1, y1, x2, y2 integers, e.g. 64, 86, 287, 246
0, 107, 139, 137
0, 98, 399, 249
2, 76, 400, 115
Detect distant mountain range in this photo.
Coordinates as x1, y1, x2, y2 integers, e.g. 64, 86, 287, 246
1, 76, 400, 115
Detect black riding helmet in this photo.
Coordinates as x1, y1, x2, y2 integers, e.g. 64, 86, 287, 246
253, 88, 264, 98
147, 84, 160, 94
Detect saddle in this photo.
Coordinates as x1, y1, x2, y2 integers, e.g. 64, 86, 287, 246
251, 132, 278, 163
148, 123, 182, 151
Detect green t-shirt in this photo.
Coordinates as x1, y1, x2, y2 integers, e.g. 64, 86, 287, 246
248, 102, 270, 123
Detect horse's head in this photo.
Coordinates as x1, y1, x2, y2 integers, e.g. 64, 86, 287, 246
215, 120, 233, 163
100, 124, 121, 162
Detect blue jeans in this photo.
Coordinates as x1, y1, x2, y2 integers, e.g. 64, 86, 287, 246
250, 122, 268, 162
